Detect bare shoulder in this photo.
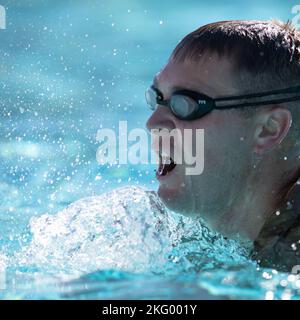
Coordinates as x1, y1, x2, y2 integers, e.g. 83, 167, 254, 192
253, 184, 300, 272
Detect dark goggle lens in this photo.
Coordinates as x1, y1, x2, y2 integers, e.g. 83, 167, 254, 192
170, 94, 199, 119
145, 87, 158, 110
146, 87, 211, 120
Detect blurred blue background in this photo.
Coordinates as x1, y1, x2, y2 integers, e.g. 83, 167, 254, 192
0, 0, 296, 250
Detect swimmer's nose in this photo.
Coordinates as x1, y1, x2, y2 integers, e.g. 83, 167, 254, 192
146, 105, 175, 132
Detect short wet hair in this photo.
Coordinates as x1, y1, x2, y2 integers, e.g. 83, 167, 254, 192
171, 20, 300, 93
171, 20, 300, 151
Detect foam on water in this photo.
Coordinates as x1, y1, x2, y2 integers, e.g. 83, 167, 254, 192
1, 186, 300, 299
12, 186, 250, 278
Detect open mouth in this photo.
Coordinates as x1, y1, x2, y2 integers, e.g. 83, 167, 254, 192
157, 154, 177, 177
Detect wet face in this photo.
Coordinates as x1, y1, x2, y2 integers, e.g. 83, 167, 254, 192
146, 53, 255, 227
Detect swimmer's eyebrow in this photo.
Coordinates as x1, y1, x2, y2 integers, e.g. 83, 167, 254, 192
151, 76, 186, 93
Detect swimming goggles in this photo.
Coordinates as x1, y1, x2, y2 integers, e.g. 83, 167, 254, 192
145, 84, 300, 120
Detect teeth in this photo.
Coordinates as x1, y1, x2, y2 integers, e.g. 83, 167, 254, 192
158, 167, 164, 175
157, 152, 176, 177
158, 151, 173, 165
161, 155, 171, 165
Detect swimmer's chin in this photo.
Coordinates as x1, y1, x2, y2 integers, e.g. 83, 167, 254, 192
157, 188, 199, 218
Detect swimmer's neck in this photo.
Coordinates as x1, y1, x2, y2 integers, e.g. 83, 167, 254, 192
212, 167, 294, 243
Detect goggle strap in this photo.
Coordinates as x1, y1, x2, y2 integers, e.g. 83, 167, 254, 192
215, 95, 300, 109
214, 85, 300, 103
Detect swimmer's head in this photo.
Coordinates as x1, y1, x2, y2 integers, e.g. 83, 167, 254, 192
146, 20, 300, 240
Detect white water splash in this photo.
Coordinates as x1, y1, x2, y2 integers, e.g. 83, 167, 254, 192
13, 186, 250, 277
14, 186, 175, 275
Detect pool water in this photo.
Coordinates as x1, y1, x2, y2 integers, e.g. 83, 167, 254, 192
1, 186, 299, 300
0, 0, 299, 299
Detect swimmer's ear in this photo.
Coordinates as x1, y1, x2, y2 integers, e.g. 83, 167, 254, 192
253, 107, 292, 154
